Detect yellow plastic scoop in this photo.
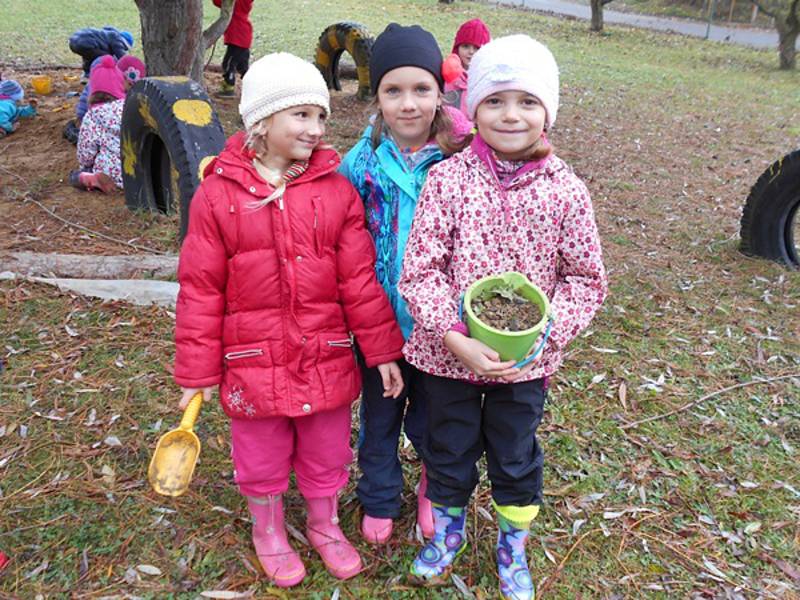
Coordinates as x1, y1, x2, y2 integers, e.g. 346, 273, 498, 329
148, 392, 203, 497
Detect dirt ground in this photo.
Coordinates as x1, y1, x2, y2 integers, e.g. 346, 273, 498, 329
0, 66, 368, 257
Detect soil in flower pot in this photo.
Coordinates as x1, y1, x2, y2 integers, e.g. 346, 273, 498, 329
470, 285, 543, 332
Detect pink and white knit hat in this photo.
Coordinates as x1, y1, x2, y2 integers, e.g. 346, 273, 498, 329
465, 34, 560, 128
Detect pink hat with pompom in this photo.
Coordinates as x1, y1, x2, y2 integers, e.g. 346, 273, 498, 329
89, 55, 126, 100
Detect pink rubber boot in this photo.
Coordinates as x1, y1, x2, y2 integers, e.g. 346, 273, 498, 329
306, 495, 362, 579
361, 514, 393, 545
416, 465, 435, 539
247, 495, 306, 587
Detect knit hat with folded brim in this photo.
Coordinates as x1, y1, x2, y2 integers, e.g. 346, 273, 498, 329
465, 34, 560, 128
0, 79, 24, 102
239, 52, 330, 130
369, 23, 443, 95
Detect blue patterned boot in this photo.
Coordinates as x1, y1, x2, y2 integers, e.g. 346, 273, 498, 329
409, 505, 467, 584
496, 513, 534, 600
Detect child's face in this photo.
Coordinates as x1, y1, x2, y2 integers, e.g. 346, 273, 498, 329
457, 44, 478, 69
377, 66, 440, 149
475, 90, 546, 161
265, 104, 327, 162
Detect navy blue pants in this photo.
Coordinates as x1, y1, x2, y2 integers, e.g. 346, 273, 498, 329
356, 358, 426, 518
417, 371, 547, 508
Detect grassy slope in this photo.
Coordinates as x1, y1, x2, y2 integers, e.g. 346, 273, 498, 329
1, 1, 799, 598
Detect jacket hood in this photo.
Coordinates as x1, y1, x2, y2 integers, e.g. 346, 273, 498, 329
203, 131, 341, 195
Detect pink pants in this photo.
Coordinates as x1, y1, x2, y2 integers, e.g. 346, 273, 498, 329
230, 404, 352, 498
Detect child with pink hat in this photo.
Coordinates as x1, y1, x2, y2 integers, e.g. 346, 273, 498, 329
443, 18, 491, 116
70, 55, 126, 192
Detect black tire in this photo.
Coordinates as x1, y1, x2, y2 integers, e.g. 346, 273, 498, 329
740, 149, 800, 267
121, 77, 226, 242
314, 22, 374, 101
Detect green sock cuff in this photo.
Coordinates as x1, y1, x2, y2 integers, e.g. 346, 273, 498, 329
493, 500, 540, 529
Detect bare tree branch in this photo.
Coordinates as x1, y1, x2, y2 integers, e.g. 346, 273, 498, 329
202, 0, 234, 50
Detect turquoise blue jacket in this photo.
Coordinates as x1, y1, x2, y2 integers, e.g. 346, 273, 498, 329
340, 126, 444, 339
0, 99, 36, 133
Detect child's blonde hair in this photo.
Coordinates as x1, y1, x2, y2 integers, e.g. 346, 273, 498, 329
244, 117, 285, 209
243, 115, 332, 210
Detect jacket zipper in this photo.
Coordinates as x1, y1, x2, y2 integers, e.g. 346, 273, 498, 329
327, 336, 353, 348
224, 348, 264, 360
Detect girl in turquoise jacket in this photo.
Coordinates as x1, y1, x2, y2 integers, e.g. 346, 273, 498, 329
339, 23, 461, 546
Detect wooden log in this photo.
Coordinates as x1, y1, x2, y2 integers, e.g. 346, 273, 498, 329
0, 252, 178, 279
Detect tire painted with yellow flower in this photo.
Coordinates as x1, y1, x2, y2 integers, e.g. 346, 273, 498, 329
121, 77, 225, 242
314, 22, 374, 100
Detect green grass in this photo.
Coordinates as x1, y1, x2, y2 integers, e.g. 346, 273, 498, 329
2, 0, 800, 598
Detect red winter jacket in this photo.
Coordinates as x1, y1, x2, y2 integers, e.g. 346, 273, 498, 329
174, 132, 404, 419
213, 0, 254, 48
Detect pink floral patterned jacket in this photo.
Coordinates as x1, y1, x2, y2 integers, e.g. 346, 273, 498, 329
398, 145, 608, 383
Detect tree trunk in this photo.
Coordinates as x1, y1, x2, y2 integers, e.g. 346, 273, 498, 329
135, 0, 203, 79
775, 3, 799, 70
134, 0, 233, 83
591, 0, 605, 31
777, 26, 798, 68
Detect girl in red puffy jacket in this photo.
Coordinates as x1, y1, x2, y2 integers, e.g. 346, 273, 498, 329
173, 52, 405, 588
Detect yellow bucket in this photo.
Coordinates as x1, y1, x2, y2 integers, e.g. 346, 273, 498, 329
31, 75, 52, 95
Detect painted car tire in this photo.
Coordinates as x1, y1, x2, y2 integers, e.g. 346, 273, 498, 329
121, 77, 225, 242
314, 22, 374, 100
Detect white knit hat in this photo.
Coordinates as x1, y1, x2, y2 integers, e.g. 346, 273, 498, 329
466, 35, 560, 128
239, 52, 330, 130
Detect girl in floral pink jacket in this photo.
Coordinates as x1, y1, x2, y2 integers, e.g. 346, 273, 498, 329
399, 35, 607, 600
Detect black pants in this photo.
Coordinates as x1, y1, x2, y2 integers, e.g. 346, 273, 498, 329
417, 371, 546, 508
356, 358, 426, 518
222, 44, 250, 85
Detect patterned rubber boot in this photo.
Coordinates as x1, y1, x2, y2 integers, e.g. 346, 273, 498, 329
409, 505, 467, 584
415, 465, 435, 539
247, 495, 306, 587
496, 513, 534, 600
306, 495, 362, 580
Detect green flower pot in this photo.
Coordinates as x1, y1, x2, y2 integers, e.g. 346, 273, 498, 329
464, 272, 551, 362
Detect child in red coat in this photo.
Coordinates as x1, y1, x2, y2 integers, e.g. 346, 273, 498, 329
213, 0, 254, 96
174, 52, 405, 587
443, 18, 491, 116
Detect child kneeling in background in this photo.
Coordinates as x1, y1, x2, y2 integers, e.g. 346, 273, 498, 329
70, 56, 126, 193
0, 80, 37, 138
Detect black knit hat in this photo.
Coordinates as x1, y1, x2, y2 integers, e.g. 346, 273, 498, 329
369, 23, 444, 95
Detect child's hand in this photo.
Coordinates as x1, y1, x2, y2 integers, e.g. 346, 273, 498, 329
28, 99, 38, 108
444, 331, 520, 380
179, 386, 215, 410
376, 361, 404, 398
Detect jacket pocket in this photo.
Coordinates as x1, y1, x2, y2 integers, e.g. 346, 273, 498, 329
221, 342, 274, 418
224, 348, 264, 360
222, 343, 271, 367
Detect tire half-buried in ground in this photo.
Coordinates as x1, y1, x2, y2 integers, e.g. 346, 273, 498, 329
121, 77, 225, 242
314, 22, 374, 100
740, 149, 800, 267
